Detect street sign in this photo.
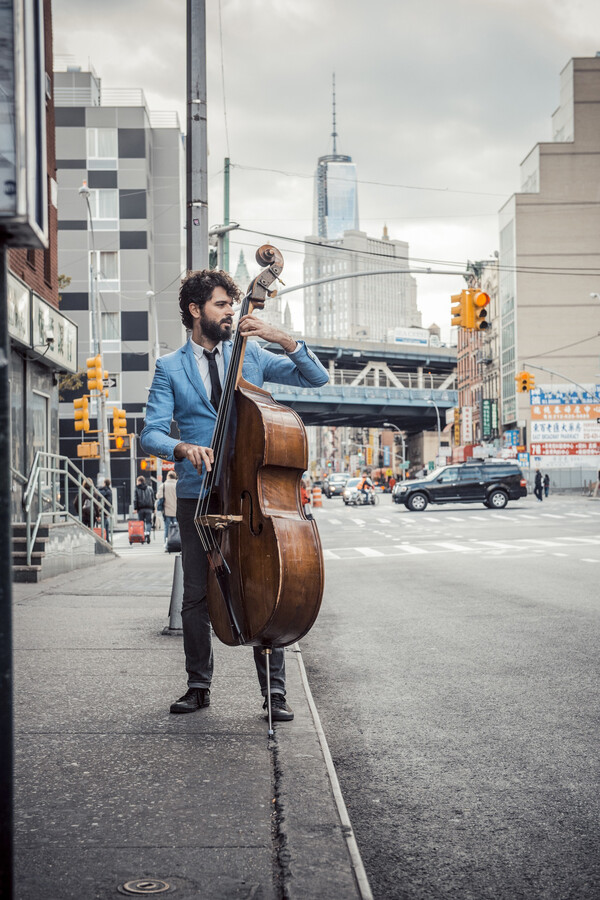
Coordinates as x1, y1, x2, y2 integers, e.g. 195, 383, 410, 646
103, 377, 117, 388
162, 461, 175, 471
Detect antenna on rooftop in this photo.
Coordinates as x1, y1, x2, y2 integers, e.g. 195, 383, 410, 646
331, 72, 338, 154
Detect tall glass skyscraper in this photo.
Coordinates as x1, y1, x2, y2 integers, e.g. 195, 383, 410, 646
314, 153, 359, 239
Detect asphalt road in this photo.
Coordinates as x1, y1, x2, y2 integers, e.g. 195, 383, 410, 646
303, 492, 600, 900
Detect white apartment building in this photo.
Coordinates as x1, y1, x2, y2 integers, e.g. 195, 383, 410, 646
303, 227, 420, 342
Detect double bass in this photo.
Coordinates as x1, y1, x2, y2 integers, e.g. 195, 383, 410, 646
194, 245, 324, 728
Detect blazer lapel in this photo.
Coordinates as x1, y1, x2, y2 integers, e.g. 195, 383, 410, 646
181, 340, 215, 414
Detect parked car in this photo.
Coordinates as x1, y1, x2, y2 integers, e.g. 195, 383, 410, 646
392, 460, 528, 511
323, 473, 350, 498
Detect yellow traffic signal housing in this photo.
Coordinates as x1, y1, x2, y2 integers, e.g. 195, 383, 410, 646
140, 457, 157, 471
86, 355, 103, 391
112, 407, 127, 435
470, 290, 490, 331
515, 371, 534, 393
73, 396, 90, 432
112, 434, 130, 451
77, 441, 100, 458
451, 292, 468, 328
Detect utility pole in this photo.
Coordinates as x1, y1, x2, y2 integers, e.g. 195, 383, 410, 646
187, 0, 209, 271
209, 223, 239, 270
80, 183, 111, 486
223, 157, 230, 272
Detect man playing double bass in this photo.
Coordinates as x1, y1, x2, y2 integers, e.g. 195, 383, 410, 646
140, 269, 328, 720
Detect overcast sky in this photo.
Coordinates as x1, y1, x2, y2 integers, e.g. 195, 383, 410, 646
53, 0, 600, 337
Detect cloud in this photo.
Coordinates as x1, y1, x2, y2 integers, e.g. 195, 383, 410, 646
52, 0, 600, 334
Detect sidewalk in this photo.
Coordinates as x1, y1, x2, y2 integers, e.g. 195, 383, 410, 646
12, 533, 370, 899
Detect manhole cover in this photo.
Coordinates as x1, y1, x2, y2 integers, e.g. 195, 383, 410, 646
117, 880, 174, 895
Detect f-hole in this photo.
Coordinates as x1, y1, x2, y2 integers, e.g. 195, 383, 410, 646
241, 490, 263, 536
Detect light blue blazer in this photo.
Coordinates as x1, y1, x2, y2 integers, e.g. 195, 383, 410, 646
140, 338, 329, 498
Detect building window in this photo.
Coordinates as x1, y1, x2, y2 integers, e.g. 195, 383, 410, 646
91, 251, 119, 291
26, 248, 36, 268
87, 189, 118, 229
101, 312, 120, 342
87, 128, 118, 169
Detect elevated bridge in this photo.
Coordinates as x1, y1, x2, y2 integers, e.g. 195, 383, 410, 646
262, 336, 457, 429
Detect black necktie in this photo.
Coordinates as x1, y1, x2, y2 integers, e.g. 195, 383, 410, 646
204, 348, 222, 410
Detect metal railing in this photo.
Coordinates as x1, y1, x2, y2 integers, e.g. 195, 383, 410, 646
22, 452, 114, 566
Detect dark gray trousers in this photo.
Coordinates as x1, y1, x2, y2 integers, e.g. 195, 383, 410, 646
176, 498, 286, 696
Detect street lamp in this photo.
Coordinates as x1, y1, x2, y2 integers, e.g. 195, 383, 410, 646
426, 398, 441, 464
79, 180, 111, 486
383, 422, 406, 480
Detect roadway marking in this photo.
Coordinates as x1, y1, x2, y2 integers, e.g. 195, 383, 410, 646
355, 547, 384, 557
565, 513, 590, 518
477, 540, 525, 550
469, 516, 486, 521
561, 536, 600, 544
435, 542, 470, 552
541, 514, 563, 519
516, 514, 537, 520
553, 553, 568, 557
581, 558, 599, 563
447, 516, 463, 522
424, 516, 440, 522
393, 544, 428, 554
520, 539, 560, 547
323, 549, 341, 560
377, 518, 391, 524
351, 518, 366, 526
328, 518, 342, 525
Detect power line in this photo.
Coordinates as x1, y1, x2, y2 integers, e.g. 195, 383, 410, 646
230, 162, 508, 198
217, 0, 230, 158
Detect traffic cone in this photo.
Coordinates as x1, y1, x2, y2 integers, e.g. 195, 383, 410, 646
312, 486, 322, 508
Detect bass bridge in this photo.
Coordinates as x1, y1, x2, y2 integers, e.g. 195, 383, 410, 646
196, 514, 243, 531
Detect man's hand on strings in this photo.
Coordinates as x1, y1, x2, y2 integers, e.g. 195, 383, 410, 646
237, 315, 298, 353
174, 442, 214, 473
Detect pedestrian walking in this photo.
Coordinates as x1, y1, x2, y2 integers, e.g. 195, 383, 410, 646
98, 478, 113, 539
543, 473, 550, 498
134, 476, 155, 543
534, 468, 544, 501
140, 267, 328, 719
157, 470, 178, 549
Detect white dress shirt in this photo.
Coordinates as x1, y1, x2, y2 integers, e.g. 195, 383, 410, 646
190, 339, 225, 399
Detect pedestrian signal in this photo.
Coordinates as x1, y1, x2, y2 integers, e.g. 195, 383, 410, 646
77, 441, 99, 458
73, 396, 90, 432
140, 457, 157, 471
470, 291, 490, 331
86, 355, 103, 391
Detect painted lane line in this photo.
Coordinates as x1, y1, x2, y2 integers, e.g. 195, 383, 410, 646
553, 553, 568, 557
519, 539, 560, 547
581, 558, 599, 563
328, 518, 342, 525
541, 514, 563, 519
351, 518, 366, 525
447, 517, 464, 522
476, 540, 527, 550
377, 518, 391, 523
565, 513, 590, 518
354, 547, 385, 557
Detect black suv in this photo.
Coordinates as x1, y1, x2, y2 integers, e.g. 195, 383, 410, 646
323, 473, 350, 498
392, 461, 528, 511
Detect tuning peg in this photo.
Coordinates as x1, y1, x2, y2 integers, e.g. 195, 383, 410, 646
267, 289, 278, 298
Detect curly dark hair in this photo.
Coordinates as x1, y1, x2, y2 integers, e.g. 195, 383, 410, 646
179, 269, 241, 329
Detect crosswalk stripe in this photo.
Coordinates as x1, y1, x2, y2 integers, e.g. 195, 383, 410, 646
377, 518, 391, 523
435, 542, 470, 552
520, 539, 560, 546
351, 518, 366, 525
447, 516, 463, 522
477, 540, 523, 549
565, 513, 590, 518
581, 558, 599, 563
355, 547, 384, 557
323, 549, 340, 560
541, 514, 563, 519
328, 518, 342, 525
394, 544, 428, 554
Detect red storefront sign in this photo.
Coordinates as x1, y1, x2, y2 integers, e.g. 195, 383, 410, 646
530, 442, 600, 456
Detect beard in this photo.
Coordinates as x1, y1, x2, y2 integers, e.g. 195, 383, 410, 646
200, 310, 232, 343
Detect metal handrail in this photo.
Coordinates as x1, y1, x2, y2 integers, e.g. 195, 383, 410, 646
22, 451, 114, 566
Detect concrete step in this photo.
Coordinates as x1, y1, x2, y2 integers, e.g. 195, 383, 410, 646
12, 565, 43, 583
12, 536, 48, 554
12, 551, 45, 567
12, 522, 50, 539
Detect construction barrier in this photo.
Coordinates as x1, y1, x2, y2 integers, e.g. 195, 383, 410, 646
312, 486, 322, 508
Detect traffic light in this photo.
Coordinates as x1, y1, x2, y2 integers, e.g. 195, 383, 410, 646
112, 407, 127, 435
469, 290, 490, 331
140, 457, 157, 472
77, 441, 99, 458
515, 370, 535, 392
86, 355, 103, 391
366, 446, 373, 465
451, 292, 469, 328
73, 396, 90, 432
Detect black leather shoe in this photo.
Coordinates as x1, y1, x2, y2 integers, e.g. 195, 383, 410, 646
264, 693, 294, 722
170, 687, 210, 714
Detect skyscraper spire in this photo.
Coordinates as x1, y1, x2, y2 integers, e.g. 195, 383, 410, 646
331, 72, 338, 154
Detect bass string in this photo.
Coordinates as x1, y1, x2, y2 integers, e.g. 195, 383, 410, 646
194, 290, 251, 552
